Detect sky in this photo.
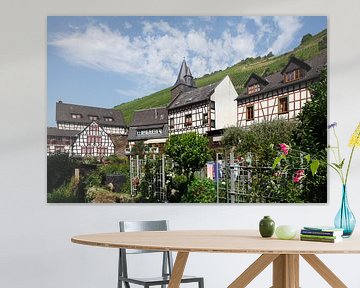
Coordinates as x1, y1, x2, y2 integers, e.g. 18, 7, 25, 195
47, 16, 327, 126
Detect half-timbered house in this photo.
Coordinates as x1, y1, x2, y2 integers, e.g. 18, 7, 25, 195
167, 60, 238, 140
70, 121, 115, 158
47, 101, 127, 157
47, 127, 78, 155
127, 107, 168, 154
56, 101, 127, 135
236, 52, 327, 127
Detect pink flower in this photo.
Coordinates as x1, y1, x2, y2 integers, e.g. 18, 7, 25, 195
293, 170, 305, 183
279, 143, 289, 155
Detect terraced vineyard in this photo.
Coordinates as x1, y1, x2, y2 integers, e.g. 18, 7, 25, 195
115, 29, 327, 124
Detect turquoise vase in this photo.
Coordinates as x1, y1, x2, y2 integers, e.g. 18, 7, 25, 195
334, 185, 356, 237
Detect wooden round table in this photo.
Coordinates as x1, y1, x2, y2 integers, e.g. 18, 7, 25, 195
72, 230, 360, 288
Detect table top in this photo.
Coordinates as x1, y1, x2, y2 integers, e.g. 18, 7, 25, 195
71, 230, 360, 254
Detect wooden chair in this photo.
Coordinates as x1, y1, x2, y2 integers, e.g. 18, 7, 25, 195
118, 220, 204, 288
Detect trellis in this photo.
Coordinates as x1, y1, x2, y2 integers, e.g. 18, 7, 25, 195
215, 152, 305, 203
129, 154, 171, 202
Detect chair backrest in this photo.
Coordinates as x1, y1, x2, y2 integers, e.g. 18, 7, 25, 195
118, 220, 173, 283
119, 220, 168, 254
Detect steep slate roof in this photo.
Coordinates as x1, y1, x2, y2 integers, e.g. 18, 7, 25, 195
56, 101, 126, 127
47, 127, 79, 137
130, 107, 168, 127
173, 59, 196, 88
236, 52, 327, 100
167, 81, 220, 110
128, 107, 168, 141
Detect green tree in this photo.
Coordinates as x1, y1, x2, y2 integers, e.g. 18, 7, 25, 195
165, 132, 210, 180
291, 69, 327, 202
292, 69, 327, 153
301, 33, 313, 45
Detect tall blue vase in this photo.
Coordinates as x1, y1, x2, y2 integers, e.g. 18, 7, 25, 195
334, 185, 356, 237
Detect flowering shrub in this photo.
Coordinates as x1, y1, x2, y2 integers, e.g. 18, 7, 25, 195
269, 143, 321, 202
272, 143, 319, 184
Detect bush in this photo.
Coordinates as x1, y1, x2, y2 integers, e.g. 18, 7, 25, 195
166, 174, 188, 202
85, 187, 135, 203
83, 155, 131, 195
47, 177, 78, 203
182, 177, 216, 203
222, 120, 298, 166
47, 153, 77, 193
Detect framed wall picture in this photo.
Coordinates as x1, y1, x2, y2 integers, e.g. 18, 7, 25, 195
47, 16, 327, 203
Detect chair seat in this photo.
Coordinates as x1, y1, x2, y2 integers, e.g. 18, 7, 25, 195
119, 274, 203, 286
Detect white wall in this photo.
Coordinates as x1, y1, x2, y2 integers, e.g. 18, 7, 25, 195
1, 1, 360, 287
211, 75, 238, 129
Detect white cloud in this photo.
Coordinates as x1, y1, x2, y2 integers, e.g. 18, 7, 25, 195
49, 20, 259, 89
52, 19, 304, 99
267, 16, 303, 55
245, 16, 272, 43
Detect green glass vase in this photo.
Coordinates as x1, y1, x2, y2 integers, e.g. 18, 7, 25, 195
259, 216, 275, 237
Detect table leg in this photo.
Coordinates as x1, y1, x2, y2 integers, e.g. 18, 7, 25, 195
301, 254, 347, 288
272, 254, 299, 288
228, 254, 280, 288
168, 251, 189, 288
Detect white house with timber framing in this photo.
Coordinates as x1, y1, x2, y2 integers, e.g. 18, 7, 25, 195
167, 60, 238, 139
236, 52, 327, 127
47, 101, 128, 157
70, 121, 115, 158
56, 101, 127, 135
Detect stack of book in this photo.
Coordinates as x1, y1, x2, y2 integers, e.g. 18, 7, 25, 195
300, 226, 344, 243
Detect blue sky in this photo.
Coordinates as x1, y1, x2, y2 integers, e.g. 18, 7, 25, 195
47, 16, 327, 126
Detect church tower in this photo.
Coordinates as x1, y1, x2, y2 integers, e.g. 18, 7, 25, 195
170, 59, 197, 100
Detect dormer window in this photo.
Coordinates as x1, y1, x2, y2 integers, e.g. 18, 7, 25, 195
104, 116, 114, 122
71, 113, 82, 119
89, 115, 99, 121
248, 83, 260, 95
284, 69, 304, 83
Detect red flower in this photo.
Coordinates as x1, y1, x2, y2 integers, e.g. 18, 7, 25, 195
279, 143, 289, 155
293, 170, 305, 183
